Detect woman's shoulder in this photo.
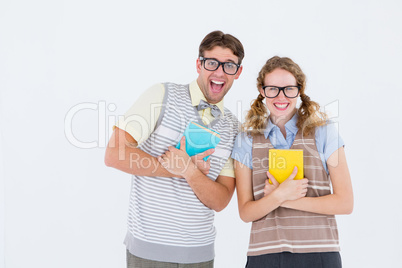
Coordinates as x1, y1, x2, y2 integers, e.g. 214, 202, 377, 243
234, 131, 254, 146
315, 120, 342, 141
314, 120, 345, 160
232, 131, 254, 169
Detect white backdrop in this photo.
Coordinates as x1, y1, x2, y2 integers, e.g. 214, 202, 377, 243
1, 0, 402, 267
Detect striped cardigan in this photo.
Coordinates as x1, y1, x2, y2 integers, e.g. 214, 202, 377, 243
249, 131, 340, 256
124, 82, 240, 263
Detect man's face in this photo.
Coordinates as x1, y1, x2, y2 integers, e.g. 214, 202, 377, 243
196, 46, 242, 104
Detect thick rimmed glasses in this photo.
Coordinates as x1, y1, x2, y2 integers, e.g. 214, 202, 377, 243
262, 86, 300, 98
199, 57, 240, 75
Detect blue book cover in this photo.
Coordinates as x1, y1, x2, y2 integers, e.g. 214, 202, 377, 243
176, 121, 221, 161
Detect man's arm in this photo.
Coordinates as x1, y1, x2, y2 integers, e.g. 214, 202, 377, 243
105, 127, 175, 177
105, 127, 214, 177
186, 172, 235, 212
158, 137, 235, 212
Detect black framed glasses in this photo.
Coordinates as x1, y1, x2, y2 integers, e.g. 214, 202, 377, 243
199, 57, 240, 75
262, 86, 300, 98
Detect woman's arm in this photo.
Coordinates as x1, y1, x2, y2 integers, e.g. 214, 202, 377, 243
281, 146, 354, 215
235, 160, 308, 223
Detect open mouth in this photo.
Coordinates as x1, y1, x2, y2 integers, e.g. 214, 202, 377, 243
210, 80, 225, 93
274, 103, 289, 110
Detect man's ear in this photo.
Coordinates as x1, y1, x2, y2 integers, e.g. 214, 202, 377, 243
234, 65, 243, 79
196, 58, 202, 74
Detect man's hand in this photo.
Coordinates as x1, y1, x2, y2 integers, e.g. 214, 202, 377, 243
191, 148, 214, 175
158, 137, 215, 177
157, 137, 195, 178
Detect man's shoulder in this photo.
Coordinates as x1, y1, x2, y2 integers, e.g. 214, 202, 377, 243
223, 107, 240, 123
163, 82, 189, 90
219, 107, 241, 136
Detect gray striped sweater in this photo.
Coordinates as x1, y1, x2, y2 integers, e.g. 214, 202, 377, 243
124, 82, 240, 263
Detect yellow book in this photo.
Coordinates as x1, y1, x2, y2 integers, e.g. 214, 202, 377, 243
268, 149, 304, 184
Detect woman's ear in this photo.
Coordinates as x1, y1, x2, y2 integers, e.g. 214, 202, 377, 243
259, 87, 265, 97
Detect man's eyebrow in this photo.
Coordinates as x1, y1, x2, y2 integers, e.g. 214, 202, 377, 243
225, 59, 237, 64
214, 58, 238, 64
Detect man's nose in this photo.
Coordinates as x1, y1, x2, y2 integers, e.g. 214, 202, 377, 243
213, 64, 225, 75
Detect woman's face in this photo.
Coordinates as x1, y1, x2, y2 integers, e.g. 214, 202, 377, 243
259, 68, 299, 125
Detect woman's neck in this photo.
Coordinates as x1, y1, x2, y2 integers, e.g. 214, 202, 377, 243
270, 109, 297, 139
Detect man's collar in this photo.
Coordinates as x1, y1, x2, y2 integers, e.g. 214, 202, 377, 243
264, 112, 298, 138
190, 80, 225, 116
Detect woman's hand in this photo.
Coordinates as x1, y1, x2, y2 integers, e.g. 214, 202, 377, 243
263, 172, 280, 196
265, 167, 309, 202
281, 147, 353, 215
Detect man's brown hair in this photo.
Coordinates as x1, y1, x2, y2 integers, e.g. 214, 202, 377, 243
198, 30, 245, 65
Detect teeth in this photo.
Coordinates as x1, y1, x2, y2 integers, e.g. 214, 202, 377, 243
211, 80, 224, 85
275, 103, 288, 108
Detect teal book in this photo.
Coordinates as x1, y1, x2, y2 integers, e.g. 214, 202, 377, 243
176, 121, 221, 161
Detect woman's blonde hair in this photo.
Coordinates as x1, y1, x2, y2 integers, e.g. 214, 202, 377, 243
243, 56, 327, 136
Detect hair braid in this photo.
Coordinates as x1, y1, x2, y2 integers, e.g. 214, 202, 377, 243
242, 93, 268, 134
297, 93, 327, 136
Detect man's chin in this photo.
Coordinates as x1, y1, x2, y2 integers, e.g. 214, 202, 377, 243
206, 93, 224, 104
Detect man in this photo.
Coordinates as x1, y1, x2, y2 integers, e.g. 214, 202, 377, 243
105, 30, 244, 267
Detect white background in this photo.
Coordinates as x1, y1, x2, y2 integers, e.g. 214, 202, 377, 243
1, 0, 402, 267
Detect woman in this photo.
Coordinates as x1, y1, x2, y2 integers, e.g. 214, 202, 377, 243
232, 56, 353, 268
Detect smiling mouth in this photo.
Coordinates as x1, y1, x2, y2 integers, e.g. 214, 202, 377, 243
274, 103, 289, 110
210, 80, 225, 93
